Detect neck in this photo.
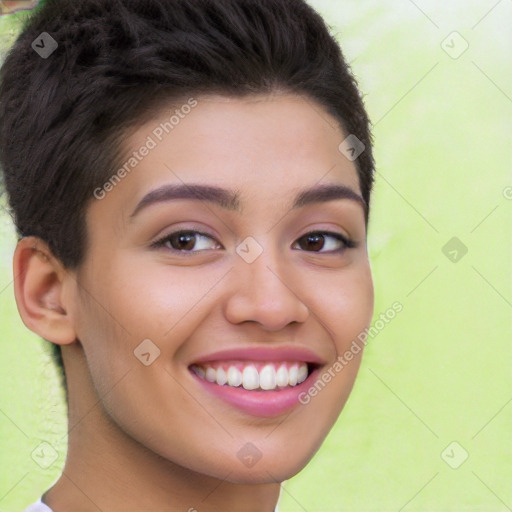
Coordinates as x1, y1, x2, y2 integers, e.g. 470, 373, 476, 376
43, 344, 281, 512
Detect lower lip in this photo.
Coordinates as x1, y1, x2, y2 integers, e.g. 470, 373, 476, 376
189, 367, 319, 418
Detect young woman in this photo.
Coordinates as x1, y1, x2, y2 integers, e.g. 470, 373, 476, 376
0, 0, 375, 510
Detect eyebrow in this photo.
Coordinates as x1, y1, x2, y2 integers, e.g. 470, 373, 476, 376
129, 182, 366, 218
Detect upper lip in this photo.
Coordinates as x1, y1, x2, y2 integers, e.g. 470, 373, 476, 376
190, 346, 327, 366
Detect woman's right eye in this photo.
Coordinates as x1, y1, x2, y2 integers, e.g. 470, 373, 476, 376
151, 230, 222, 254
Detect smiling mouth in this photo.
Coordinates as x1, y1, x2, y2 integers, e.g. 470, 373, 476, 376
189, 361, 317, 391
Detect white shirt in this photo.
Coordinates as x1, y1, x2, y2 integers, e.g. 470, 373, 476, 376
23, 498, 53, 512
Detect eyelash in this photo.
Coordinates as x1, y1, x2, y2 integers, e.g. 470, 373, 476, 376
151, 229, 357, 255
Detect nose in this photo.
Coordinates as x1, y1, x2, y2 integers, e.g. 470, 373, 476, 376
223, 243, 310, 331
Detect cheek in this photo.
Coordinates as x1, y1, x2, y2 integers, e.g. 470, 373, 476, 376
73, 298, 134, 396
102, 261, 225, 337
312, 264, 374, 350
74, 262, 230, 394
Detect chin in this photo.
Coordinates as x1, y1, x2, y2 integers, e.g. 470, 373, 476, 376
221, 463, 305, 485
201, 443, 320, 485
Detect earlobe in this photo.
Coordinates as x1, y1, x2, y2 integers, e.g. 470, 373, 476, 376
13, 236, 77, 345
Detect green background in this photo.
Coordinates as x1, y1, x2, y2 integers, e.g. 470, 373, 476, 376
1, 1, 511, 510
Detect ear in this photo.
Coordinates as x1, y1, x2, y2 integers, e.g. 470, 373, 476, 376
13, 236, 77, 345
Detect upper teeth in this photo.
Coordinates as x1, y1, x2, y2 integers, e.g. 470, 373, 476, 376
192, 362, 309, 390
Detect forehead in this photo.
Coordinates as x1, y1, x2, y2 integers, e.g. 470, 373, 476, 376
91, 93, 362, 222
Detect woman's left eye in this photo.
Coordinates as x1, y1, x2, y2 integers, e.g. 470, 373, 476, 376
152, 230, 356, 254
292, 231, 356, 253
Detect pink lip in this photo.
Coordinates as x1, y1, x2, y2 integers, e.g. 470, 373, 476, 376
188, 346, 325, 418
189, 366, 320, 418
191, 346, 326, 365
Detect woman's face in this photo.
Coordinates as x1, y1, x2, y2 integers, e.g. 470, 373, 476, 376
70, 93, 374, 483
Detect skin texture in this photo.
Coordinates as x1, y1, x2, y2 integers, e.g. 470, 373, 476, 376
13, 94, 374, 512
